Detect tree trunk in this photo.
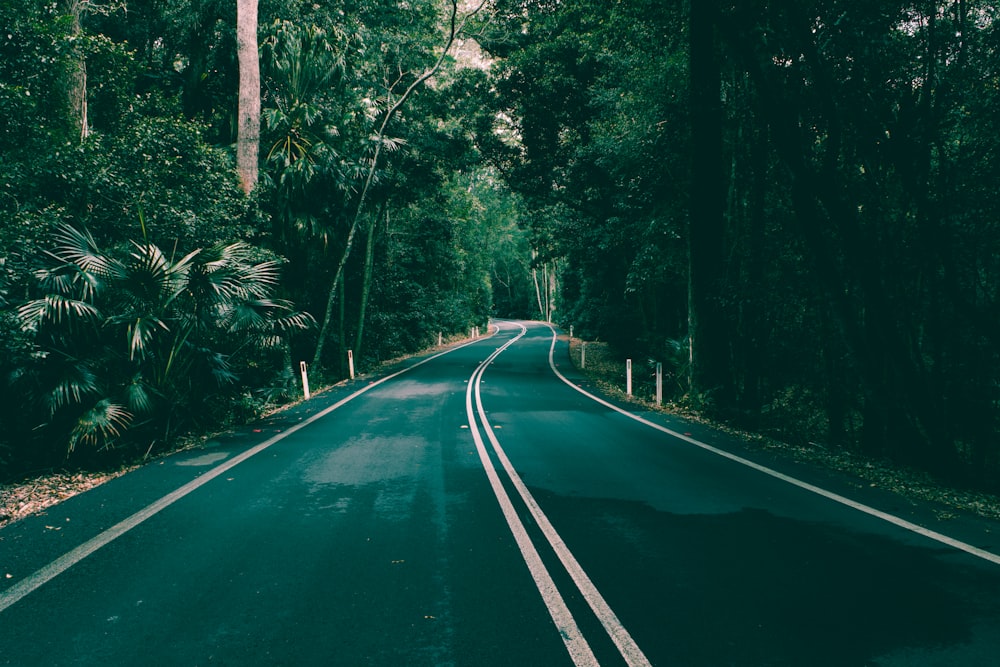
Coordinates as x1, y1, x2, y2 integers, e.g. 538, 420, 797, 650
65, 0, 88, 142
531, 250, 544, 319
236, 0, 260, 195
688, 0, 731, 404
338, 272, 346, 377
354, 207, 383, 359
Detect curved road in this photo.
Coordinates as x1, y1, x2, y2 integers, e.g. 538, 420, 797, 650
2, 320, 1000, 665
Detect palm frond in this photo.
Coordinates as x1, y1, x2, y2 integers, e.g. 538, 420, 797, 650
124, 376, 157, 415
67, 400, 132, 453
34, 262, 104, 301
273, 309, 317, 333
126, 316, 169, 361
17, 295, 102, 331
47, 223, 125, 280
125, 242, 198, 309
226, 301, 270, 333
44, 363, 100, 415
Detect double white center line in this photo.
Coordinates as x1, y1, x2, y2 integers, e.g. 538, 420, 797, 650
465, 323, 651, 667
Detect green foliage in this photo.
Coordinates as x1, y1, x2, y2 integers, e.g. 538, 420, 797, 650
0, 2, 77, 151
8, 223, 312, 463
260, 18, 366, 245
481, 0, 690, 348
483, 0, 1000, 488
0, 0, 541, 480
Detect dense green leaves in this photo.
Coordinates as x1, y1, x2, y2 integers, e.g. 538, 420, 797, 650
12, 224, 311, 460
0, 0, 534, 478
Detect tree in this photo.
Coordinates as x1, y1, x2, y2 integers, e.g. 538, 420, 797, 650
688, 0, 733, 406
236, 0, 260, 194
310, 0, 490, 368
63, 0, 89, 141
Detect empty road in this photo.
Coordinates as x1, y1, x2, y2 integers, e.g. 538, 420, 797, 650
2, 320, 1000, 666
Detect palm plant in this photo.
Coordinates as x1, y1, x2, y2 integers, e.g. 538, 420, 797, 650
262, 20, 357, 244
15, 223, 313, 457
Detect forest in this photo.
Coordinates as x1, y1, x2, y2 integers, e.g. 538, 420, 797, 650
2, 0, 999, 495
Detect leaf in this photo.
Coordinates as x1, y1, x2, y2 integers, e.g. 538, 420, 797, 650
67, 400, 133, 453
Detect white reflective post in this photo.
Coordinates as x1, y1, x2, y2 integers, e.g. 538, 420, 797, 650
626, 359, 632, 396
300, 361, 311, 400
348, 350, 355, 380
581, 342, 586, 369
655, 362, 663, 406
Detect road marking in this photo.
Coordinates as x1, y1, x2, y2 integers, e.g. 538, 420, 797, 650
0, 335, 492, 615
474, 359, 653, 665
464, 323, 600, 667
544, 324, 1000, 567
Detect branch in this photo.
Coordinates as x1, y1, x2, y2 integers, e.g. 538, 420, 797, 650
311, 0, 491, 368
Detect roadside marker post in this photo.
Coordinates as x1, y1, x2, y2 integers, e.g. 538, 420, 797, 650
581, 342, 586, 369
348, 350, 355, 380
626, 359, 632, 396
299, 361, 311, 400
655, 363, 663, 406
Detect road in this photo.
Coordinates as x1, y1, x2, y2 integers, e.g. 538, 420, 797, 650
2, 320, 1000, 666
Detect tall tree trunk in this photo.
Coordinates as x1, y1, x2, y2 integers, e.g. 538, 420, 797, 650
338, 272, 347, 377
354, 207, 383, 359
65, 0, 88, 142
542, 260, 550, 321
531, 250, 544, 319
236, 0, 260, 195
688, 0, 731, 404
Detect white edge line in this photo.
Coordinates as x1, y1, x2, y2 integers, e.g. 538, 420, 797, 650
0, 334, 491, 614
475, 334, 653, 667
465, 324, 600, 667
545, 324, 1000, 567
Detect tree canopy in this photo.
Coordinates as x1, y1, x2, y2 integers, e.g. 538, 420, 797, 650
3, 0, 1000, 493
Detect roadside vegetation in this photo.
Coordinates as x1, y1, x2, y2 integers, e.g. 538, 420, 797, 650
479, 1, 1000, 496
0, 0, 537, 482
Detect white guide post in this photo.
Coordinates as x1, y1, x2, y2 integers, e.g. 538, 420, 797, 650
348, 350, 355, 380
299, 361, 311, 400
626, 359, 632, 396
655, 362, 663, 406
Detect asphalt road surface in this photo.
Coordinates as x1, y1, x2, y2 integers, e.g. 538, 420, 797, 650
2, 320, 1000, 666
